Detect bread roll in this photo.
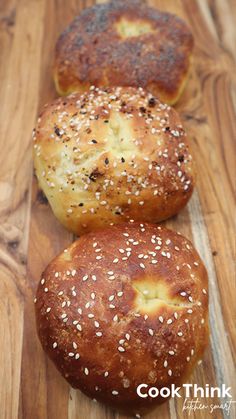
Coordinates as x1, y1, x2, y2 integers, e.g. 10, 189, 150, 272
53, 0, 194, 105
35, 222, 209, 415
33, 87, 195, 235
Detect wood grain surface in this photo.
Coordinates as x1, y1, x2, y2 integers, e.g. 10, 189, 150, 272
0, 0, 235, 418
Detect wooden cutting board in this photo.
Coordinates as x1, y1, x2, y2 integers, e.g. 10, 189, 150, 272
0, 0, 235, 418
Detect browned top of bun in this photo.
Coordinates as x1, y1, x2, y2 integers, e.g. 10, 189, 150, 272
35, 223, 208, 415
54, 0, 194, 104
33, 87, 195, 235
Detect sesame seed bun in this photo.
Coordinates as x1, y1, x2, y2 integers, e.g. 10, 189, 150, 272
35, 222, 209, 415
53, 0, 194, 105
33, 87, 196, 236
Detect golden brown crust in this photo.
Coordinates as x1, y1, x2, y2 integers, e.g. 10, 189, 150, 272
53, 0, 194, 104
33, 87, 196, 235
35, 222, 209, 415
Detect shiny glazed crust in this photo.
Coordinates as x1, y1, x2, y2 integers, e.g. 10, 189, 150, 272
53, 0, 194, 104
35, 222, 209, 415
33, 87, 196, 235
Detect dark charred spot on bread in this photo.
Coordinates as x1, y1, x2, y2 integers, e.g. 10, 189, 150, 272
54, 126, 61, 137
89, 168, 104, 182
148, 97, 156, 108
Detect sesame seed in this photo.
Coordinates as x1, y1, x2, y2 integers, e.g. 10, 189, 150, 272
168, 369, 172, 376
52, 342, 57, 349
112, 391, 119, 396
148, 329, 154, 336
164, 360, 168, 368
118, 346, 125, 352
84, 368, 89, 375
140, 263, 145, 269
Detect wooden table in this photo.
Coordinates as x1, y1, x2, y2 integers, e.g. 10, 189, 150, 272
0, 0, 235, 418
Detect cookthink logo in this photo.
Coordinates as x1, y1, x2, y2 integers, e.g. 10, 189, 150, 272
137, 383, 232, 399
137, 384, 236, 416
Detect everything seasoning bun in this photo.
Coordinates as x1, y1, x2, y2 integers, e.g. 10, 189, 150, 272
35, 222, 209, 416
53, 0, 194, 105
33, 87, 195, 235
